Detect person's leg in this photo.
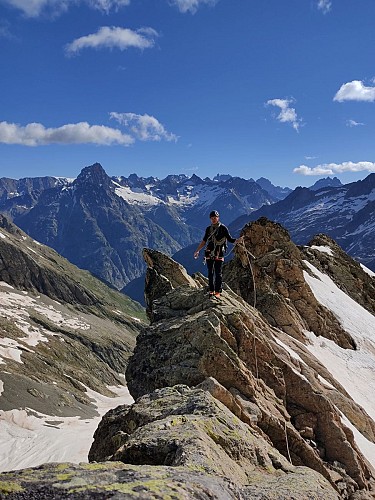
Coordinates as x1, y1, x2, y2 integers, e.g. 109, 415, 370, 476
214, 260, 223, 293
206, 259, 215, 292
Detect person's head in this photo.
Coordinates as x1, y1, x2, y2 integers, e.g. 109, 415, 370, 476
209, 210, 219, 223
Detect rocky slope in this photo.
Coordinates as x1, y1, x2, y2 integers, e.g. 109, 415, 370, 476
0, 215, 145, 441
1, 218, 375, 498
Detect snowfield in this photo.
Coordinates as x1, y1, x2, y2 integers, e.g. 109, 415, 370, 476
0, 384, 133, 473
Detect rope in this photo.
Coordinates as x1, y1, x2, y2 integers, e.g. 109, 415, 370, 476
235, 240, 257, 308
284, 420, 293, 464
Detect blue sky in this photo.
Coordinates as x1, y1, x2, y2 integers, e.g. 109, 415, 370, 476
1, 0, 375, 187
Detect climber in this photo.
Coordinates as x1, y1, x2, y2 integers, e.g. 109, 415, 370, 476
194, 210, 242, 298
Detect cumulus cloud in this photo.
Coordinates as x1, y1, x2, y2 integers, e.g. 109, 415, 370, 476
65, 26, 158, 55
334, 80, 375, 102
110, 112, 178, 142
346, 119, 364, 127
170, 0, 218, 14
294, 161, 375, 176
1, 0, 130, 18
0, 120, 134, 146
266, 98, 302, 132
317, 0, 332, 14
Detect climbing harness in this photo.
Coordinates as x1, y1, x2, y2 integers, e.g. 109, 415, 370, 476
204, 223, 227, 260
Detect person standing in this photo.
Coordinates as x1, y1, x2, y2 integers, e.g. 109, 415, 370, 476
194, 210, 241, 298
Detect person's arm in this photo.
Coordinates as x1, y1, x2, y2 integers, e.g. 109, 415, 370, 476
224, 226, 243, 245
194, 240, 206, 259
194, 227, 210, 258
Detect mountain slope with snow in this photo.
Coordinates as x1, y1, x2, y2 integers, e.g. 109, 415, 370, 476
0, 215, 145, 472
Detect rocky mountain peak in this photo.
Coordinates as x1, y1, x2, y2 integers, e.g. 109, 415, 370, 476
310, 176, 342, 191
75, 162, 111, 188
225, 217, 356, 348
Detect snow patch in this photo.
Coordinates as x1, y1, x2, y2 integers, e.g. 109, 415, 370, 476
340, 411, 375, 468
360, 264, 375, 278
303, 261, 375, 425
310, 245, 334, 256
0, 384, 133, 472
0, 231, 6, 239
274, 338, 307, 365
317, 375, 336, 390
114, 185, 161, 206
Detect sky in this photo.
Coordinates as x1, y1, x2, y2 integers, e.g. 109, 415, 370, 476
1, 0, 375, 187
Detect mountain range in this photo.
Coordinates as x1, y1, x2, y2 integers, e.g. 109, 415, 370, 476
1, 163, 372, 309
0, 164, 289, 291
230, 173, 375, 272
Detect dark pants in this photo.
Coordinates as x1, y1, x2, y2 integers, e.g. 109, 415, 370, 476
207, 259, 223, 292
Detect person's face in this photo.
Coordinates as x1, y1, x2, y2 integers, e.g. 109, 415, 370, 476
210, 215, 219, 223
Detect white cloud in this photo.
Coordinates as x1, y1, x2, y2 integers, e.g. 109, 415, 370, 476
294, 161, 375, 176
317, 0, 332, 14
334, 80, 375, 102
0, 121, 134, 146
266, 98, 301, 132
170, 0, 218, 14
65, 26, 158, 55
110, 112, 178, 142
1, 0, 130, 18
86, 0, 130, 13
346, 119, 364, 127
0, 0, 66, 17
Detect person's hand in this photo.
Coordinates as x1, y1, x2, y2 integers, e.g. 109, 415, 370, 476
194, 251, 199, 259
235, 236, 244, 245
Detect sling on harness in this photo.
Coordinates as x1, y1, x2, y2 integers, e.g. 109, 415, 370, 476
205, 223, 227, 260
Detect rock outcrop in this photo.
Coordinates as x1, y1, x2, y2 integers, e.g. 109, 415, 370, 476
224, 217, 356, 349
122, 220, 375, 498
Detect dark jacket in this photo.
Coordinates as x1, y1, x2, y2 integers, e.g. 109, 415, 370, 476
203, 223, 236, 259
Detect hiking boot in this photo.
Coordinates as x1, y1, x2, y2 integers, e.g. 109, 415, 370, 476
214, 292, 221, 298
208, 291, 214, 297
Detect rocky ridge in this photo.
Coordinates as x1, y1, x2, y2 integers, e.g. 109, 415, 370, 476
1, 218, 375, 498
124, 219, 375, 497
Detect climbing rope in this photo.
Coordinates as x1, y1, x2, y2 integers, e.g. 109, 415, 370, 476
230, 239, 257, 308
284, 420, 293, 464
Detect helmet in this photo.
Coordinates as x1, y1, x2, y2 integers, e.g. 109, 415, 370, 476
209, 210, 219, 218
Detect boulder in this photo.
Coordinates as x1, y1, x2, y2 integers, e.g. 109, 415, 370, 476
89, 385, 340, 499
